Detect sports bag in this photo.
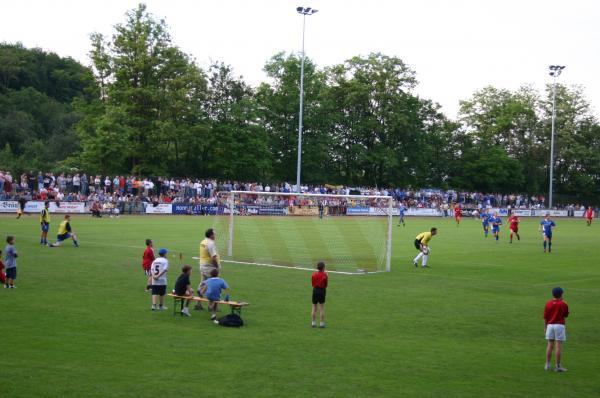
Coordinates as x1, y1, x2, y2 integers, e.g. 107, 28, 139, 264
218, 313, 244, 327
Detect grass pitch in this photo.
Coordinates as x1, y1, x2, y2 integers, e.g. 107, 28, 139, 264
1, 214, 599, 398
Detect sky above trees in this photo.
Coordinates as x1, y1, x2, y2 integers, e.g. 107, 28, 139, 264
2, 0, 599, 118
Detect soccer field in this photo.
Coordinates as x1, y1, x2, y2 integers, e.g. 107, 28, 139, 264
1, 214, 599, 397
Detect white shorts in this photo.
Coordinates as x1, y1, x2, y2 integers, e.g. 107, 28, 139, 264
545, 324, 566, 341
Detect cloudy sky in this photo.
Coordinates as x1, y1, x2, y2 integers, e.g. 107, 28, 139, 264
2, 0, 598, 117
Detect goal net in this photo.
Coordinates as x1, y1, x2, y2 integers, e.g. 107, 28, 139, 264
210, 191, 393, 274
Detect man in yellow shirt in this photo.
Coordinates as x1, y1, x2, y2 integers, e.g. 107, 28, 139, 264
413, 228, 437, 268
40, 201, 51, 245
48, 215, 79, 247
195, 228, 220, 310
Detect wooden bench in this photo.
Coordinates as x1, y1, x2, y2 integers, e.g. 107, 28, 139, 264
167, 293, 249, 316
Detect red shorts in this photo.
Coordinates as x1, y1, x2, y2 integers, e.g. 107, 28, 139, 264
510, 225, 519, 232
0, 271, 5, 283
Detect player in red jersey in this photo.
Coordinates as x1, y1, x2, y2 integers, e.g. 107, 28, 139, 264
544, 287, 569, 372
584, 206, 593, 226
311, 262, 328, 328
142, 239, 155, 291
508, 214, 520, 243
454, 204, 462, 227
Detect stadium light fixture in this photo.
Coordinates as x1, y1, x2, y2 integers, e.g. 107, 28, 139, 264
295, 6, 318, 193
548, 64, 565, 209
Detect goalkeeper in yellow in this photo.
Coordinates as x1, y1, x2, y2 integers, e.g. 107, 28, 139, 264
48, 215, 79, 248
413, 228, 437, 268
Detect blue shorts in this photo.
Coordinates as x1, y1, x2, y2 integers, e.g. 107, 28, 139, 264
41, 223, 49, 232
482, 222, 489, 227
207, 296, 221, 302
492, 226, 500, 233
6, 267, 16, 280
57, 233, 71, 242
544, 233, 552, 239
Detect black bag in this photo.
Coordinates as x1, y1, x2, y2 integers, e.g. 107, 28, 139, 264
218, 313, 244, 327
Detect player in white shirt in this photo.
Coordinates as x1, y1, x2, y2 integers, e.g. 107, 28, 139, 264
150, 248, 170, 311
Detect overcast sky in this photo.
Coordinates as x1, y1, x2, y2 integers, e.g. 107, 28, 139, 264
2, 0, 599, 118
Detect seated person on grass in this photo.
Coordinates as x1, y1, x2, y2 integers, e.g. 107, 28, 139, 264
91, 201, 102, 218
174, 265, 194, 317
200, 268, 229, 323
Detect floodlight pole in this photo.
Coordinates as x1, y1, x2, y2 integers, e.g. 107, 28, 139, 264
548, 65, 565, 209
296, 6, 317, 193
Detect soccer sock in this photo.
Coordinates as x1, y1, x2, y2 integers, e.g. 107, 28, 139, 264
548, 242, 552, 251
517, 233, 520, 240
510, 233, 513, 242
74, 240, 79, 247
422, 255, 429, 266
414, 252, 424, 263
543, 241, 547, 250
495, 234, 499, 241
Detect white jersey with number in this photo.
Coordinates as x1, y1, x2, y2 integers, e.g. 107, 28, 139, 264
151, 257, 169, 286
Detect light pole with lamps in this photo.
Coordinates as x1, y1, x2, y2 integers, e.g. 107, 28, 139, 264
295, 6, 318, 193
548, 65, 565, 209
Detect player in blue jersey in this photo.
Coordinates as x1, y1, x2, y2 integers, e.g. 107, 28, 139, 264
489, 212, 502, 241
540, 213, 556, 253
481, 209, 491, 238
397, 203, 406, 227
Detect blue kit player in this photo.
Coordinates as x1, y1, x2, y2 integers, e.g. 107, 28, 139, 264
540, 213, 556, 253
397, 203, 406, 227
481, 209, 491, 238
489, 212, 502, 241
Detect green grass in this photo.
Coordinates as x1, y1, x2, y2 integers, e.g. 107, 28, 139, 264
1, 214, 599, 398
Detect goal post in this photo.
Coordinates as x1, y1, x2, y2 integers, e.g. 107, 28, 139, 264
212, 191, 394, 274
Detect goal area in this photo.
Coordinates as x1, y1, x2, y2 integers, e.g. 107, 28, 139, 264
211, 191, 393, 274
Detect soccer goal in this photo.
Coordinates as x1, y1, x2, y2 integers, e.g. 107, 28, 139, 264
211, 191, 393, 274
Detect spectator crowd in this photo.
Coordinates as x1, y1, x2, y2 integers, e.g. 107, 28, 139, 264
0, 170, 594, 213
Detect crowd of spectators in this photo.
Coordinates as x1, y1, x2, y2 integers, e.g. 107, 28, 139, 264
0, 170, 593, 212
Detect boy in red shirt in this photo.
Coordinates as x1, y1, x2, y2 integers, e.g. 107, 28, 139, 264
508, 214, 520, 243
311, 262, 328, 328
142, 239, 155, 291
544, 287, 569, 372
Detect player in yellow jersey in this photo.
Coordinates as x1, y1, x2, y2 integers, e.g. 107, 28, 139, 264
40, 201, 51, 245
413, 227, 437, 268
48, 215, 79, 247
194, 228, 220, 310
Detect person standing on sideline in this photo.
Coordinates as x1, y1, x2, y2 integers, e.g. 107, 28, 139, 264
195, 228, 220, 310
311, 262, 328, 328
150, 248, 169, 311
413, 228, 437, 268
544, 287, 569, 372
40, 201, 50, 245
540, 213, 556, 253
142, 239, 155, 292
4, 236, 18, 288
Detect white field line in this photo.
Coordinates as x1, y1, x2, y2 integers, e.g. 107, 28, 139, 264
191, 257, 382, 275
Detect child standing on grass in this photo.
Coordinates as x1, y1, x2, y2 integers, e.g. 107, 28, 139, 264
544, 287, 569, 372
150, 248, 169, 311
4, 236, 18, 289
200, 268, 229, 323
174, 265, 194, 317
311, 262, 328, 328
142, 239, 155, 292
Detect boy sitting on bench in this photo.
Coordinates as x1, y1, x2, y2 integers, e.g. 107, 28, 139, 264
174, 265, 194, 317
200, 268, 229, 323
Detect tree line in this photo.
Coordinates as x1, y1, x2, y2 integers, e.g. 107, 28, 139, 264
1, 3, 598, 202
